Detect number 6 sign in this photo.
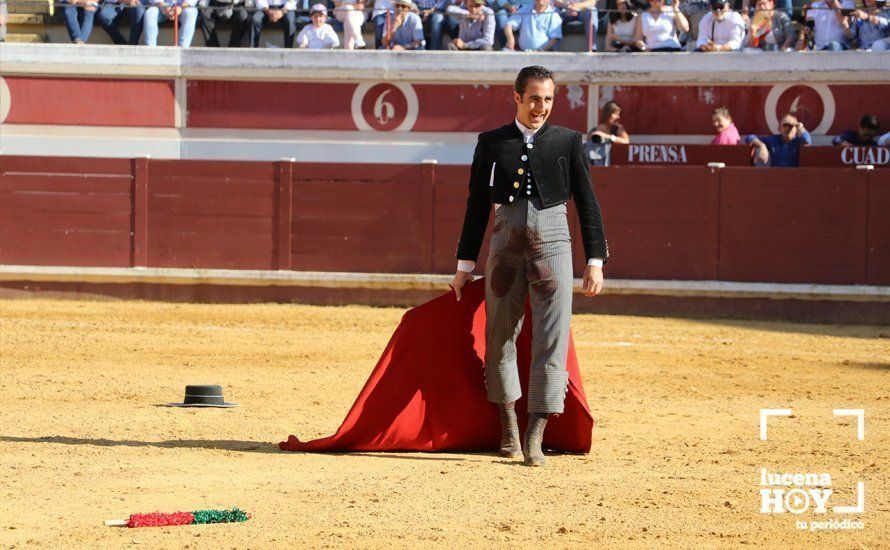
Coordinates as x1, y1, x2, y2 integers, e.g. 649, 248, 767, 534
351, 82, 419, 132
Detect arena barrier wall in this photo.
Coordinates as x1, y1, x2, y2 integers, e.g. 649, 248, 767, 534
1, 155, 887, 287
2, 45, 890, 163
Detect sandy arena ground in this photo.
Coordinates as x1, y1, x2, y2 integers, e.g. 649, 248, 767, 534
0, 297, 887, 548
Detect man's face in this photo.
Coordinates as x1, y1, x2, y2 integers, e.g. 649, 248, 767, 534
712, 3, 727, 21
535, 0, 549, 11
859, 125, 879, 141
311, 11, 325, 26
514, 78, 555, 130
780, 117, 798, 141
467, 2, 482, 15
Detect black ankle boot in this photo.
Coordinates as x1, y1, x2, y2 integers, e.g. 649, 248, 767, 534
497, 402, 521, 458
523, 412, 549, 466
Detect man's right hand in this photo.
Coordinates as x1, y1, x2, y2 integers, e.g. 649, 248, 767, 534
756, 144, 769, 164
449, 270, 475, 302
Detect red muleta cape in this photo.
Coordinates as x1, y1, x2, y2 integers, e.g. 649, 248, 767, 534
279, 278, 593, 453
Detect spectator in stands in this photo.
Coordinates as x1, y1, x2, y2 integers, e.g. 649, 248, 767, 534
711, 107, 740, 144
445, 0, 496, 50
296, 3, 340, 46
633, 0, 689, 51
491, 0, 519, 48
249, 0, 297, 46
744, 114, 812, 167
742, 0, 791, 17
371, 0, 394, 48
62, 0, 98, 43
144, 0, 197, 45
333, 0, 367, 49
590, 101, 630, 144
0, 0, 6, 43
851, 0, 889, 50
744, 0, 795, 50
605, 0, 640, 51
832, 115, 881, 146
503, 0, 563, 51
553, 0, 598, 50
801, 0, 854, 50
682, 0, 710, 48
383, 0, 425, 48
199, 0, 248, 46
695, 0, 746, 50
97, 0, 148, 44
417, 0, 459, 49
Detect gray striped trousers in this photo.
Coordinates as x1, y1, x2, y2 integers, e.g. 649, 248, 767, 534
483, 196, 573, 414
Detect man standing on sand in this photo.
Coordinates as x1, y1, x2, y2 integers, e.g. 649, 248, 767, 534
450, 65, 608, 467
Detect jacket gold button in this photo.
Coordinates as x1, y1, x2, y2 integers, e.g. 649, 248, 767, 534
517, 168, 524, 175
513, 182, 520, 188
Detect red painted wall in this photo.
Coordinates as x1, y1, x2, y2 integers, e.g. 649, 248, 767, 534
604, 84, 890, 137
186, 81, 587, 133
146, 160, 279, 269
1, 77, 175, 127
0, 156, 134, 266
718, 168, 869, 284
592, 166, 720, 280
3, 78, 886, 140
0, 155, 886, 285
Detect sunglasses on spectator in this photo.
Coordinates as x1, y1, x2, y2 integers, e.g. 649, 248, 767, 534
781, 123, 795, 129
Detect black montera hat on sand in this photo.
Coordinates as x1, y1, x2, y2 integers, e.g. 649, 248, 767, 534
167, 384, 237, 408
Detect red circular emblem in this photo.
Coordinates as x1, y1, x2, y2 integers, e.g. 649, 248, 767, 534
359, 83, 409, 131
774, 85, 825, 130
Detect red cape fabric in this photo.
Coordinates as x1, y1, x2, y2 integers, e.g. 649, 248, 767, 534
279, 278, 594, 453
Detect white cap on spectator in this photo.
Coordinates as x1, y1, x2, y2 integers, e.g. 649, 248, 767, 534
310, 3, 327, 15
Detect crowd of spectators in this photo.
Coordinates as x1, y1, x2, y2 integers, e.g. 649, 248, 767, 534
585, 101, 886, 167
20, 0, 885, 50
715, 109, 887, 165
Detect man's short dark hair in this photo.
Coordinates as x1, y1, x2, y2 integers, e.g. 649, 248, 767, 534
860, 114, 880, 131
515, 66, 556, 97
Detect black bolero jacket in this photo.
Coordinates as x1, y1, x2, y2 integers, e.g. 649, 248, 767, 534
456, 121, 609, 264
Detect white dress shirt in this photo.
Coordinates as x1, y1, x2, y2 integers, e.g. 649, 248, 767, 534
695, 10, 746, 50
457, 119, 604, 273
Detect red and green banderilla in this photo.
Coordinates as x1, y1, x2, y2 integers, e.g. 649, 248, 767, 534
104, 508, 250, 528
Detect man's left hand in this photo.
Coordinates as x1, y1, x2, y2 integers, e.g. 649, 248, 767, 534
582, 265, 603, 297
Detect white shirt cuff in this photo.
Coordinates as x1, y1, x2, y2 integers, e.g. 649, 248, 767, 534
587, 258, 604, 269
457, 260, 476, 273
